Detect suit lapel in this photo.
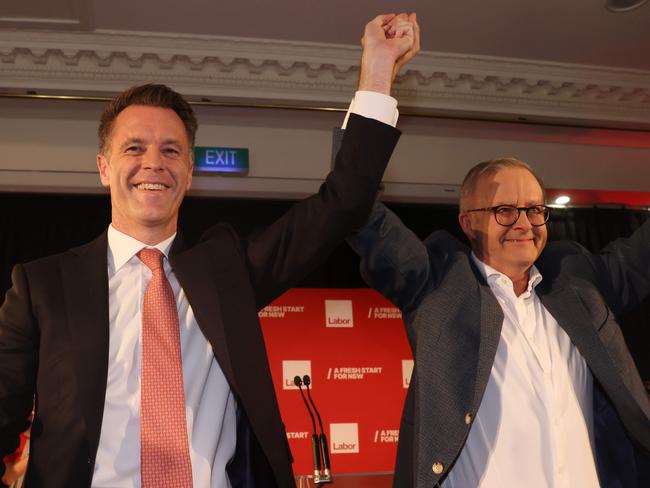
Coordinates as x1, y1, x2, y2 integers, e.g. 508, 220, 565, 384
58, 232, 236, 463
169, 241, 236, 387
537, 280, 618, 389
415, 263, 504, 471
474, 281, 504, 408
61, 233, 110, 459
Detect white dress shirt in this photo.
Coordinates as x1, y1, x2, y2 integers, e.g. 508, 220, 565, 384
92, 226, 237, 488
443, 257, 600, 488
91, 92, 399, 487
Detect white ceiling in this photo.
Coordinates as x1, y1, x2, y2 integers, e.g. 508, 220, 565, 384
2, 0, 649, 70
1, 0, 649, 129
1, 1, 649, 200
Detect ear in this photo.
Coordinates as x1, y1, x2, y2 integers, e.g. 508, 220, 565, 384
97, 154, 110, 188
458, 212, 476, 240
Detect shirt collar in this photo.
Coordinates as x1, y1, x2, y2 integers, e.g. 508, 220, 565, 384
107, 224, 176, 275
471, 252, 543, 295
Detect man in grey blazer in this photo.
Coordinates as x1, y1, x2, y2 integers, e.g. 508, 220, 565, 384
348, 158, 650, 487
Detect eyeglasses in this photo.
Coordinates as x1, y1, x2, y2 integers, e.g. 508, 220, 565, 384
466, 205, 550, 227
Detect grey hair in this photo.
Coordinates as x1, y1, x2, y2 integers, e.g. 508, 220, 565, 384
459, 157, 545, 211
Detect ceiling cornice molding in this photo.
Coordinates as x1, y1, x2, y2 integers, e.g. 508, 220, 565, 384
1, 29, 649, 127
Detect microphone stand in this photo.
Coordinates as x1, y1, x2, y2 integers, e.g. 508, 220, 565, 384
293, 376, 323, 481
303, 375, 332, 483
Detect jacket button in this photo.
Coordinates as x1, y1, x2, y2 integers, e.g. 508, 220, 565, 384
465, 412, 473, 425
432, 462, 444, 475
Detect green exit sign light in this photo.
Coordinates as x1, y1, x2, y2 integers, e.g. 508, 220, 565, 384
194, 147, 249, 175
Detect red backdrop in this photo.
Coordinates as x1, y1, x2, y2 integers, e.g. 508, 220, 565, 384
259, 288, 413, 476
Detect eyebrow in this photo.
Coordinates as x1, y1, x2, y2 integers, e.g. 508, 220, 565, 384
118, 138, 146, 151
493, 201, 544, 207
118, 138, 184, 151
160, 138, 184, 147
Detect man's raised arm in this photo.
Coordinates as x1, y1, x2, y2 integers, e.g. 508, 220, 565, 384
238, 13, 420, 309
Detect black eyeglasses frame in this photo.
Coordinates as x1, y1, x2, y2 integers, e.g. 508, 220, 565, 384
466, 204, 550, 227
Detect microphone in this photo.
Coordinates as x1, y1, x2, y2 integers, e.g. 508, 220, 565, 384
294, 376, 322, 481
303, 375, 333, 483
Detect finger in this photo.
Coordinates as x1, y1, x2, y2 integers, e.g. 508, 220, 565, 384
391, 14, 421, 80
390, 12, 414, 38
394, 21, 414, 39
395, 21, 419, 64
384, 12, 409, 31
366, 13, 396, 41
389, 12, 410, 23
409, 12, 421, 54
376, 13, 396, 27
363, 13, 395, 47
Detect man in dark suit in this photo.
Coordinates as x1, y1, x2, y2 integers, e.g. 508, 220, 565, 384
0, 13, 419, 488
348, 158, 650, 487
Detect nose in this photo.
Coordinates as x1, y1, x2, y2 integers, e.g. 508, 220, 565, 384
512, 209, 533, 230
142, 147, 164, 171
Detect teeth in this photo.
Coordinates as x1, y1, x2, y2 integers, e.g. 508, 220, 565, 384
137, 183, 165, 190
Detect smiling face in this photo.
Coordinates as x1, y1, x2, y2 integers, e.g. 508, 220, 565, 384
459, 167, 548, 281
96, 104, 193, 244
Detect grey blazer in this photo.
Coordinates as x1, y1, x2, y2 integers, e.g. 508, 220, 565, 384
347, 202, 650, 488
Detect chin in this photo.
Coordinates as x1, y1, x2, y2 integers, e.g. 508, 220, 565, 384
503, 246, 536, 262
513, 254, 538, 269
135, 212, 171, 227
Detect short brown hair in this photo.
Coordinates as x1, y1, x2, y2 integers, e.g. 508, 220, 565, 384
459, 157, 545, 211
98, 84, 197, 155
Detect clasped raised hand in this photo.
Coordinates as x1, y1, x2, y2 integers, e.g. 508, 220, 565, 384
359, 13, 421, 95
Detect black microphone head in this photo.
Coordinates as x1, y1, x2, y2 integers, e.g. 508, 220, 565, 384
294, 375, 303, 387
303, 375, 311, 386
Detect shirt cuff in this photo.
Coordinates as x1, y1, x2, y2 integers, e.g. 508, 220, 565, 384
342, 90, 399, 129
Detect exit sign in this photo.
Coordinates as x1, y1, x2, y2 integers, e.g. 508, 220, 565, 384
194, 147, 249, 174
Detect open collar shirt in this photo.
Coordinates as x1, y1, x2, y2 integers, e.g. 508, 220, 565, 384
443, 255, 600, 487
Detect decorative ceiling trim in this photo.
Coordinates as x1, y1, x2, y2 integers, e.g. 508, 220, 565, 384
1, 29, 649, 128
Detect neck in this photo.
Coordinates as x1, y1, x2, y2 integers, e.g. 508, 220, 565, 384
473, 251, 531, 297
509, 273, 530, 297
111, 221, 176, 246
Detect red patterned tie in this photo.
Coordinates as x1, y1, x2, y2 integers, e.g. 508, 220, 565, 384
138, 248, 193, 487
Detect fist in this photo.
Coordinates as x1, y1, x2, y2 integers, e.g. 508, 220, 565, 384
358, 13, 421, 94
362, 13, 419, 66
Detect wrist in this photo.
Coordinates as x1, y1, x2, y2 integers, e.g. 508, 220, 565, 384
357, 79, 391, 95
358, 55, 395, 95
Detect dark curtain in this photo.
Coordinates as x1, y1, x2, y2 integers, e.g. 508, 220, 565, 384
548, 206, 649, 252
0, 192, 648, 379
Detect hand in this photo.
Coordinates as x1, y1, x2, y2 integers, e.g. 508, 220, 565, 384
358, 13, 421, 95
3, 457, 28, 486
385, 13, 421, 83
0, 457, 27, 486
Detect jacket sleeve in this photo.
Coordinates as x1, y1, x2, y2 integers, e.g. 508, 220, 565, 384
592, 217, 650, 316
0, 264, 38, 475
346, 201, 433, 314
239, 114, 401, 309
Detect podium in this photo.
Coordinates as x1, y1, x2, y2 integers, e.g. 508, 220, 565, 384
296, 472, 393, 487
